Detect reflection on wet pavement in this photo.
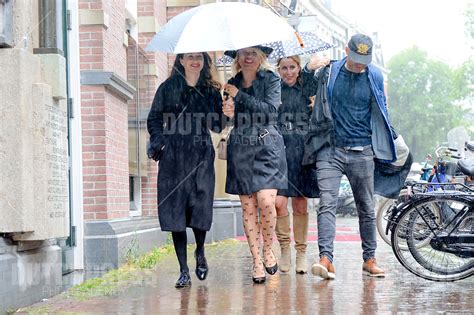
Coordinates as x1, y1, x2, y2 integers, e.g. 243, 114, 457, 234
21, 218, 473, 314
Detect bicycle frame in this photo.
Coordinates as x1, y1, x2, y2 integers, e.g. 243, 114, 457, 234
386, 183, 474, 236
388, 189, 473, 281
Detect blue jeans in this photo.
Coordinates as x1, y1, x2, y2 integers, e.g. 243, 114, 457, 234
316, 146, 376, 262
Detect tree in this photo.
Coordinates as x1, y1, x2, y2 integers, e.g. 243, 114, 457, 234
466, 2, 474, 41
387, 46, 469, 161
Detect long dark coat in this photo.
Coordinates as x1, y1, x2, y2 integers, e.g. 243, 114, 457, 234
278, 71, 319, 198
147, 76, 224, 232
225, 70, 288, 195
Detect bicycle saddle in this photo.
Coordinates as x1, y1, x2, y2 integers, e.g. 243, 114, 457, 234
466, 141, 474, 152
457, 159, 474, 177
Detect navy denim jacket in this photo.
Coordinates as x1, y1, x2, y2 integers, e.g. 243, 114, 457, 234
303, 58, 410, 199
328, 58, 397, 162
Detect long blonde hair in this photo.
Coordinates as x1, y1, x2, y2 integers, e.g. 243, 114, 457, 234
231, 48, 275, 75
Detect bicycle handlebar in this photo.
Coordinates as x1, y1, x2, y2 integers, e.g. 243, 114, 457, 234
434, 146, 461, 159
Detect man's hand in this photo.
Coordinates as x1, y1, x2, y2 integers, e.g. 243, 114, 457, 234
307, 55, 331, 71
309, 96, 315, 109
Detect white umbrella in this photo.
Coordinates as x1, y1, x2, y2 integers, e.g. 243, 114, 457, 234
217, 31, 333, 65
145, 2, 297, 53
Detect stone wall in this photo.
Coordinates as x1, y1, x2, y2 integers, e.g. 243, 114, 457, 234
79, 0, 131, 219
0, 48, 69, 241
0, 1, 70, 310
0, 239, 62, 313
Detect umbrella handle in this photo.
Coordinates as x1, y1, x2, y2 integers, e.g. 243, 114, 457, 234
295, 32, 305, 48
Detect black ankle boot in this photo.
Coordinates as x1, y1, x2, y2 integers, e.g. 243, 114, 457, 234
195, 250, 209, 281
175, 271, 191, 288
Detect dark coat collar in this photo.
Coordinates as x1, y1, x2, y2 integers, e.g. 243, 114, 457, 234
230, 70, 272, 88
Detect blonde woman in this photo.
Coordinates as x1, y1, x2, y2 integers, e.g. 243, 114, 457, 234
222, 46, 288, 284
275, 55, 322, 274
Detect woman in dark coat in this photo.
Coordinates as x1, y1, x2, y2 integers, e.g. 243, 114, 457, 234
147, 52, 224, 288
222, 46, 287, 284
274, 55, 328, 274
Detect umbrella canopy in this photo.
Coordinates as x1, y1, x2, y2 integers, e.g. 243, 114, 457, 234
217, 31, 333, 65
267, 31, 333, 60
145, 2, 297, 53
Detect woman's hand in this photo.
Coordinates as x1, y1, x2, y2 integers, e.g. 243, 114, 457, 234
223, 83, 239, 98
307, 55, 331, 71
222, 97, 235, 118
308, 96, 315, 109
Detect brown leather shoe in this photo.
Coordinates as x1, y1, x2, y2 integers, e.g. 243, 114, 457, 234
362, 258, 385, 278
311, 256, 335, 280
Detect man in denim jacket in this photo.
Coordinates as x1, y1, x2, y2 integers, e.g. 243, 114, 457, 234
306, 34, 398, 279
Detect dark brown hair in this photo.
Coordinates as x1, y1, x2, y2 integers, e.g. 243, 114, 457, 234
170, 52, 222, 90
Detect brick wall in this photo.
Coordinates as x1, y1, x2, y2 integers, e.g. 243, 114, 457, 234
80, 0, 201, 220
102, 0, 127, 78
138, 0, 169, 217
81, 85, 107, 220
79, 0, 130, 219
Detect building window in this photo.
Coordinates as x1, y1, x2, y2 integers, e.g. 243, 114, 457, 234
127, 33, 152, 214
129, 176, 142, 215
0, 0, 13, 47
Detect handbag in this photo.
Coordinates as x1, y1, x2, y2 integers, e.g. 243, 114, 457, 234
217, 126, 233, 160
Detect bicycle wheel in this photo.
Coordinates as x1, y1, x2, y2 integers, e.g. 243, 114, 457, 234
391, 196, 474, 281
376, 189, 410, 246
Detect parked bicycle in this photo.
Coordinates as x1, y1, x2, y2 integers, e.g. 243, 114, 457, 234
376, 143, 473, 246
336, 177, 357, 217
386, 156, 474, 281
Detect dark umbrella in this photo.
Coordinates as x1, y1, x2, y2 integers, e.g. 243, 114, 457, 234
217, 31, 333, 65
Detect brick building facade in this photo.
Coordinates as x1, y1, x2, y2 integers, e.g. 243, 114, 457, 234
78, 0, 169, 270
1, 0, 387, 311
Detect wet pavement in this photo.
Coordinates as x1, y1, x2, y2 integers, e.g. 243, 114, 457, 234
20, 215, 474, 314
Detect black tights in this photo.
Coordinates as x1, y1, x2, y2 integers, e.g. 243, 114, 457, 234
172, 228, 207, 273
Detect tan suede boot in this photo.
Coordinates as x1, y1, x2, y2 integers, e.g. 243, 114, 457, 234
293, 213, 309, 274
275, 215, 291, 272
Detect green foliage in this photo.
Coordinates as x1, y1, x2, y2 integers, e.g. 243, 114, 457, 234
68, 268, 137, 300
14, 306, 51, 314
452, 58, 473, 100
387, 46, 470, 160
123, 234, 140, 264
466, 2, 474, 40
69, 244, 173, 300
166, 232, 173, 245
133, 245, 173, 269
66, 240, 238, 300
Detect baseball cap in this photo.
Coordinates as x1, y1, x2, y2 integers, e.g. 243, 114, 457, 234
347, 34, 373, 65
